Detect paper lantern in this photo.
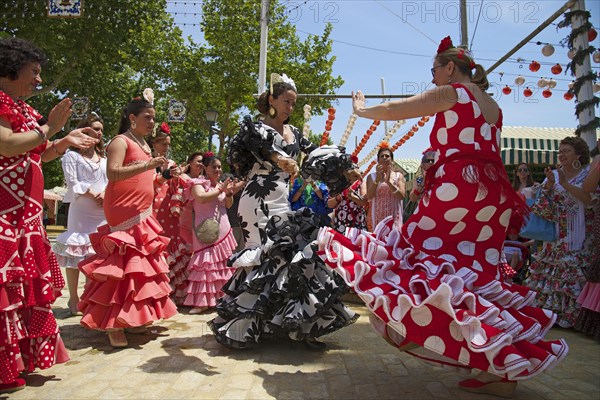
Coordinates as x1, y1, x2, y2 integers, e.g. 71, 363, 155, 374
548, 79, 557, 89
514, 75, 525, 86
523, 87, 533, 97
589, 28, 598, 42
502, 85, 512, 95
567, 48, 576, 60
594, 83, 600, 93
593, 50, 600, 63
563, 91, 575, 100
529, 61, 541, 72
303, 104, 311, 112
541, 44, 555, 57
542, 89, 552, 98
568, 80, 575, 90
551, 63, 563, 75
537, 78, 548, 88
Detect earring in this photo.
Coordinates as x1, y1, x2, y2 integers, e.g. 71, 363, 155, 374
572, 159, 582, 169
131, 121, 137, 130
269, 106, 277, 118
448, 76, 453, 83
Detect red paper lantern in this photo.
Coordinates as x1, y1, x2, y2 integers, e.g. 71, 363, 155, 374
502, 85, 512, 95
407, 132, 414, 137
542, 89, 552, 98
551, 63, 563, 75
373, 120, 381, 126
529, 61, 541, 72
418, 120, 425, 127
523, 87, 533, 97
589, 28, 598, 42
563, 91, 575, 101
327, 107, 336, 115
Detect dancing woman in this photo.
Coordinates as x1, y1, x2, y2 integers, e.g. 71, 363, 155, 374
317, 37, 568, 396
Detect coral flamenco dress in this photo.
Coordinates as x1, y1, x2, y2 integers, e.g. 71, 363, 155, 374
77, 136, 177, 329
0, 91, 69, 385
318, 83, 568, 380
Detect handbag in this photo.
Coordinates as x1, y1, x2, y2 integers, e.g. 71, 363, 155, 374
519, 191, 557, 242
194, 204, 220, 244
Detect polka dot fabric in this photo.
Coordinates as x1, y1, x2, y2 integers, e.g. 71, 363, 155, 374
317, 84, 568, 380
152, 173, 191, 305
0, 91, 69, 384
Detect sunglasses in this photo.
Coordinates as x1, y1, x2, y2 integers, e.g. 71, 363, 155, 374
423, 159, 435, 164
430, 64, 446, 77
517, 168, 529, 172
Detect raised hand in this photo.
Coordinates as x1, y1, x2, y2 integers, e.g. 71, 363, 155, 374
63, 127, 99, 149
352, 90, 366, 115
47, 98, 73, 136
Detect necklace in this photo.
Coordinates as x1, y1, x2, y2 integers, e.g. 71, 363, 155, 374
126, 130, 151, 155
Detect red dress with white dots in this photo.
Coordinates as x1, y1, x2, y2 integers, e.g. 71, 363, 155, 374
318, 84, 568, 380
0, 91, 69, 384
153, 172, 191, 305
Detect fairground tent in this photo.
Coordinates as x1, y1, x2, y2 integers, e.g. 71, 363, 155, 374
500, 126, 588, 166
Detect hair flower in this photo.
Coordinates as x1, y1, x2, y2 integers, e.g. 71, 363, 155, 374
379, 141, 390, 150
350, 155, 359, 164
203, 151, 215, 158
437, 36, 454, 54
160, 122, 171, 135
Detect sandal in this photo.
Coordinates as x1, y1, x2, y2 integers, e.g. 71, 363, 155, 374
107, 329, 128, 348
0, 378, 26, 394
67, 300, 83, 317
458, 377, 516, 398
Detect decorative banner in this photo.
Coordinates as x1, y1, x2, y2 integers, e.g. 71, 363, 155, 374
168, 99, 187, 123
48, 0, 83, 18
71, 97, 89, 120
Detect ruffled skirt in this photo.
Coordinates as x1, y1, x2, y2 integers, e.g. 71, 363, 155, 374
208, 209, 358, 349
183, 230, 236, 308
53, 231, 95, 268
166, 238, 191, 306
0, 217, 69, 384
77, 216, 178, 329
317, 217, 568, 381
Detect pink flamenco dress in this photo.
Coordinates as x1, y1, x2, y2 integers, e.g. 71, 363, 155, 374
153, 171, 191, 306
0, 91, 69, 386
183, 177, 236, 308
317, 83, 568, 381
77, 136, 178, 330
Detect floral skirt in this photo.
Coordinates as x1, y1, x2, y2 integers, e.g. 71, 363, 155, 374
208, 209, 358, 349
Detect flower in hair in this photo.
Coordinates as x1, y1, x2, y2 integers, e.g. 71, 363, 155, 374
160, 122, 171, 135
350, 155, 359, 164
143, 88, 155, 105
270, 73, 297, 92
422, 147, 434, 155
379, 141, 390, 149
132, 97, 141, 101
203, 151, 214, 158
437, 36, 454, 55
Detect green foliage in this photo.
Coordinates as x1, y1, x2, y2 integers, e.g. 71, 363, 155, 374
2, 0, 342, 187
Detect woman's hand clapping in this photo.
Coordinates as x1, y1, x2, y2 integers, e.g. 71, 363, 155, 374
63, 127, 99, 150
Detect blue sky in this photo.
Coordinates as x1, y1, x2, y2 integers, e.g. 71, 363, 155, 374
170, 0, 599, 162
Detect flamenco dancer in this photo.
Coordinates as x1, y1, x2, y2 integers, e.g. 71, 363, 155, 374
77, 98, 178, 348
209, 73, 359, 350
148, 120, 190, 306
317, 37, 568, 397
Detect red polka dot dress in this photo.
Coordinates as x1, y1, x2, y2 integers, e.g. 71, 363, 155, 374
318, 84, 568, 380
152, 172, 191, 305
0, 91, 69, 384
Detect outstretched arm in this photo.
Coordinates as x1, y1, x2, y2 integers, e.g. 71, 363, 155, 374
352, 86, 458, 121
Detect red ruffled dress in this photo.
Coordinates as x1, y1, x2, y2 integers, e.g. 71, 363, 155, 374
0, 91, 69, 384
153, 170, 191, 306
183, 177, 236, 308
77, 136, 177, 329
318, 84, 568, 380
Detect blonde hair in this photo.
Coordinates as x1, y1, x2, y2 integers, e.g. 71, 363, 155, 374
436, 46, 489, 91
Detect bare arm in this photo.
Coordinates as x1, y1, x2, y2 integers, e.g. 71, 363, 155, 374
583, 156, 600, 193
352, 86, 457, 121
191, 178, 231, 204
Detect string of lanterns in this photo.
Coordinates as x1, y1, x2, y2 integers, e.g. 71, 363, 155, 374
356, 119, 405, 167
320, 108, 336, 146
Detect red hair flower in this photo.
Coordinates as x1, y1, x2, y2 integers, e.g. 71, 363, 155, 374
203, 151, 214, 158
379, 141, 390, 149
437, 36, 454, 55
160, 122, 171, 135
350, 155, 359, 164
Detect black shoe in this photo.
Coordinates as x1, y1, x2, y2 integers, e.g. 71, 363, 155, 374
304, 338, 327, 351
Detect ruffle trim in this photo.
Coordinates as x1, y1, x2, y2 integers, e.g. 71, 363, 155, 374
317, 219, 568, 381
